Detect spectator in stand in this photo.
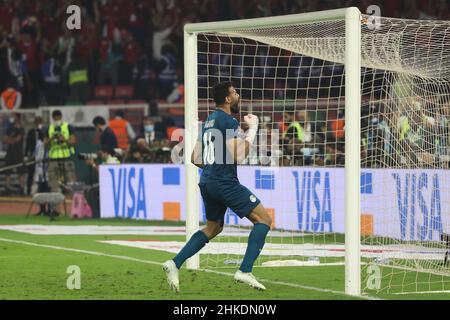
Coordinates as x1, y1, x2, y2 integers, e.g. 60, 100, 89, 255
67, 52, 89, 105
8, 47, 27, 92
151, 13, 178, 62
0, 28, 8, 85
5, 35, 29, 107
41, 35, 59, 65
38, 3, 60, 44
330, 109, 345, 140
41, 51, 63, 106
279, 112, 292, 134
282, 111, 309, 144
57, 27, 76, 73
108, 110, 136, 151
157, 44, 178, 100
76, 32, 95, 70
18, 20, 41, 108
127, 1, 150, 44
282, 110, 313, 165
98, 41, 122, 88
120, 33, 138, 84
3, 112, 26, 195
132, 46, 152, 100
0, 1, 15, 33
329, 109, 345, 151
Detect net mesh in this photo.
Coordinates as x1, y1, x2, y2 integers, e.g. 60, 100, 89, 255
193, 13, 450, 295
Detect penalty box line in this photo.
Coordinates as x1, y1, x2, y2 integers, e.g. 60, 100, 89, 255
0, 237, 378, 300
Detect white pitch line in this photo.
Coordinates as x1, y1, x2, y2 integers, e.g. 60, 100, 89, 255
0, 237, 378, 300
198, 268, 380, 300
392, 290, 450, 295
0, 237, 162, 266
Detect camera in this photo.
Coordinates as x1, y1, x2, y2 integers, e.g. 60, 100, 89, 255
78, 153, 98, 160
52, 126, 64, 141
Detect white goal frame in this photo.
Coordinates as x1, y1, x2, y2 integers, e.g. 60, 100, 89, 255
183, 7, 361, 296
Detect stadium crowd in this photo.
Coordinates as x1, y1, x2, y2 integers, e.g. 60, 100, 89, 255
0, 0, 448, 108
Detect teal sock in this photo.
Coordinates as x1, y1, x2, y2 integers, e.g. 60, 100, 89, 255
240, 223, 270, 273
173, 230, 209, 269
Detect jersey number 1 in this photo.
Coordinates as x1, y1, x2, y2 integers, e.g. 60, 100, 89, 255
203, 132, 215, 164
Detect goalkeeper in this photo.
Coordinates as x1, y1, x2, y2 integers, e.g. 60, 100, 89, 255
163, 81, 272, 292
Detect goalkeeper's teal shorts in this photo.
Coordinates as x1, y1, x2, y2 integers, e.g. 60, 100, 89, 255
198, 181, 261, 222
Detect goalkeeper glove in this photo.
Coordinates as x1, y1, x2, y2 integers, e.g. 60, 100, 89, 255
244, 114, 259, 144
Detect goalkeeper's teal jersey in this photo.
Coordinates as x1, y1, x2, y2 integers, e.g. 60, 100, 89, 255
199, 109, 240, 184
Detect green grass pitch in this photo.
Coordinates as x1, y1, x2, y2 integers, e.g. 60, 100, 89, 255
1, 215, 450, 300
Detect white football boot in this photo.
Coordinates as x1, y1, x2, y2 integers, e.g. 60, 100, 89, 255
234, 270, 266, 291
162, 260, 180, 293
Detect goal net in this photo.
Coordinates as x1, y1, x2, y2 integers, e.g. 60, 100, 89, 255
184, 8, 450, 297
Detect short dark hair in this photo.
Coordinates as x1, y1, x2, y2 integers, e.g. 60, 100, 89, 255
100, 146, 114, 155
212, 81, 233, 105
115, 110, 125, 118
93, 116, 106, 126
52, 110, 62, 118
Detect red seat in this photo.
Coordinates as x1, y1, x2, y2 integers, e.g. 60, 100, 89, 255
87, 100, 104, 106
108, 99, 125, 105
94, 86, 114, 100
115, 85, 134, 99
128, 100, 146, 105
168, 107, 184, 116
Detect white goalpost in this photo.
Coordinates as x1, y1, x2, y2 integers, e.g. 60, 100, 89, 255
184, 30, 200, 271
183, 7, 450, 297
344, 7, 361, 296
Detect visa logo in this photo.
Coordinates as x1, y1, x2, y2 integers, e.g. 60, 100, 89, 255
392, 173, 443, 241
109, 167, 147, 218
293, 171, 333, 232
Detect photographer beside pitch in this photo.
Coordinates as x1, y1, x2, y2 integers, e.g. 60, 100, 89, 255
44, 110, 77, 216
163, 81, 272, 292
81, 116, 120, 218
